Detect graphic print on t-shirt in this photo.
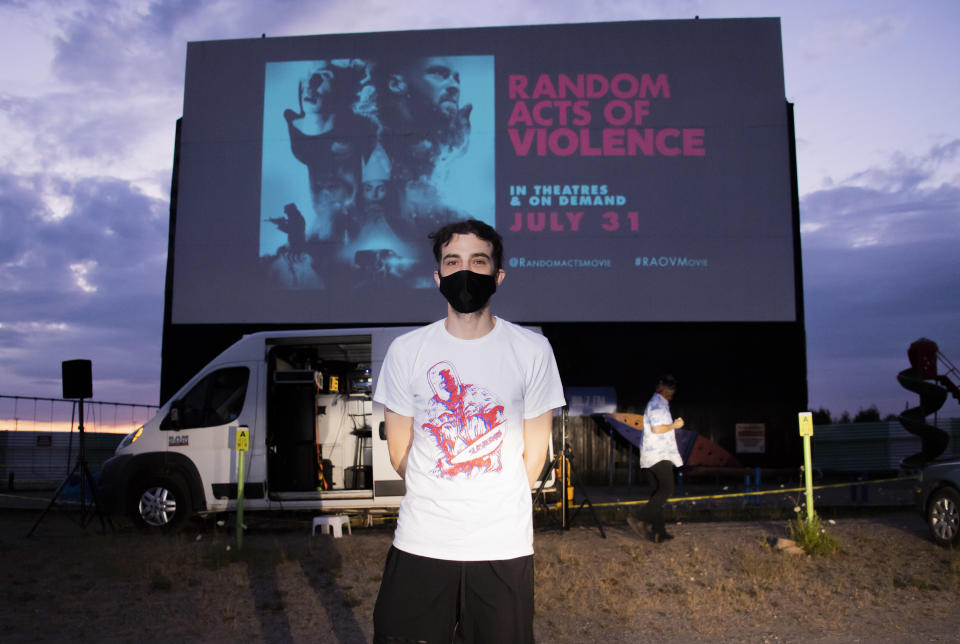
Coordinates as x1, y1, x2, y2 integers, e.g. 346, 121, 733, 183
422, 360, 505, 479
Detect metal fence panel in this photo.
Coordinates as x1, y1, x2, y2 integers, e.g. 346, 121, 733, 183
812, 419, 960, 471
0, 431, 126, 486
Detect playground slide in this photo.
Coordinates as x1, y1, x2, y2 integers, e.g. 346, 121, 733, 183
896, 367, 949, 467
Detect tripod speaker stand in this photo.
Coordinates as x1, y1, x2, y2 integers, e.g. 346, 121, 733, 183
533, 407, 605, 538
28, 360, 111, 536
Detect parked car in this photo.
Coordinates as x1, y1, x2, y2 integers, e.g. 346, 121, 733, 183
916, 458, 960, 547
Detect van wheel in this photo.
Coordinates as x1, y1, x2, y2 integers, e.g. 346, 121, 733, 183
132, 475, 191, 531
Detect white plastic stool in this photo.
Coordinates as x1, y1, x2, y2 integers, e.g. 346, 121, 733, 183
312, 514, 352, 538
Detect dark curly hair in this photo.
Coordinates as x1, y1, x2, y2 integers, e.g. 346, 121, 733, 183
428, 219, 503, 272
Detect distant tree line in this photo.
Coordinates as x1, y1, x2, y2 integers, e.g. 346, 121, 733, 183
811, 406, 899, 425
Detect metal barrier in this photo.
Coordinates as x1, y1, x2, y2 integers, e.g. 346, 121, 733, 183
0, 395, 158, 488
0, 431, 127, 488
812, 419, 960, 471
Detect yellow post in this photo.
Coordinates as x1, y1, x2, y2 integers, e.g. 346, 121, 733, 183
798, 412, 814, 522
236, 427, 250, 551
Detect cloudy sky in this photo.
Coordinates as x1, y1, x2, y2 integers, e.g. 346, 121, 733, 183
1, 0, 958, 420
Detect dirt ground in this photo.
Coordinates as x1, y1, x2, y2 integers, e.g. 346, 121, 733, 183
1, 508, 958, 643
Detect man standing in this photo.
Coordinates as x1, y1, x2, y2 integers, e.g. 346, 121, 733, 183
628, 375, 684, 543
373, 219, 565, 643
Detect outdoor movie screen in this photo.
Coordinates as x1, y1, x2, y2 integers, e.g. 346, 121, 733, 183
171, 18, 796, 324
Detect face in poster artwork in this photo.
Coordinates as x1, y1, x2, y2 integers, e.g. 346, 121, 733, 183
260, 56, 495, 291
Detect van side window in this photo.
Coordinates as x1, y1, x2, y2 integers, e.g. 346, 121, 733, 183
162, 367, 250, 430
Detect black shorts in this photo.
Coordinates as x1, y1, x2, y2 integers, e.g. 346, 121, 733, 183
373, 546, 534, 644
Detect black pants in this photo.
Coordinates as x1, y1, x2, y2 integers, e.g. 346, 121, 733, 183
637, 460, 675, 536
373, 546, 535, 644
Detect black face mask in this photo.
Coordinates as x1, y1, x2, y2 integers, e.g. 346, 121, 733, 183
439, 270, 497, 314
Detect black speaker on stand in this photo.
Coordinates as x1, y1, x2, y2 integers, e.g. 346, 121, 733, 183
29, 360, 111, 536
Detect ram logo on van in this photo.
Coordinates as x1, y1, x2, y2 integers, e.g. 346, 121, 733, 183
168, 435, 189, 447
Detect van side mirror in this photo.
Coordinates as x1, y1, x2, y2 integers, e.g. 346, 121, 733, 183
160, 401, 183, 430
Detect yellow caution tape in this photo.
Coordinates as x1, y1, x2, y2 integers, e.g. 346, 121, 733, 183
535, 475, 919, 510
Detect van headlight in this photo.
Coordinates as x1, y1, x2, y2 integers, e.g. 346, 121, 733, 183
120, 426, 144, 448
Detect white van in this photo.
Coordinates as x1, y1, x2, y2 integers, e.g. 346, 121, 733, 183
98, 327, 556, 529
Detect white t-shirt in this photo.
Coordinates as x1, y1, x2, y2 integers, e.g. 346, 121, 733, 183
641, 392, 683, 469
374, 317, 566, 561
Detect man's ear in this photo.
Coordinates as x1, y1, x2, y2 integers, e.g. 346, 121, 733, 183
495, 269, 505, 287
388, 74, 407, 94
433, 269, 441, 287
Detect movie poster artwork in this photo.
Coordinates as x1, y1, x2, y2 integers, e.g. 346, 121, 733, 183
260, 56, 495, 291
